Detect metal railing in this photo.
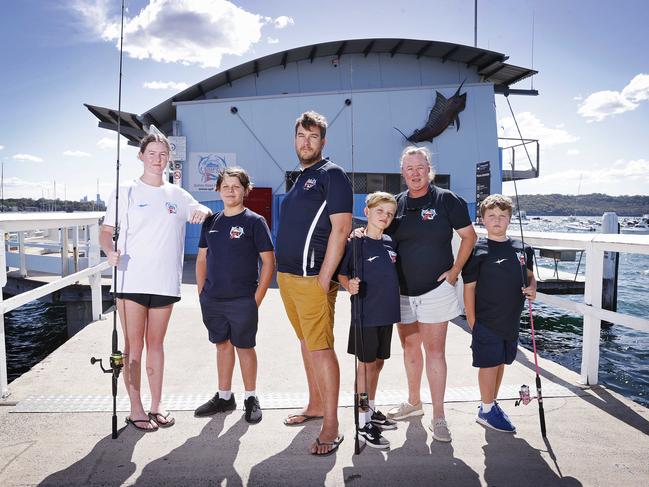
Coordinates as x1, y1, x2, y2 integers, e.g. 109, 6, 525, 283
0, 212, 108, 398
475, 228, 649, 385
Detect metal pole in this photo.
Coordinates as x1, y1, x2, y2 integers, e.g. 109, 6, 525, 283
474, 0, 478, 47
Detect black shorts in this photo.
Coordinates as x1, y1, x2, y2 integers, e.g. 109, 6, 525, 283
471, 321, 518, 368
199, 294, 258, 348
347, 325, 393, 363
115, 293, 180, 308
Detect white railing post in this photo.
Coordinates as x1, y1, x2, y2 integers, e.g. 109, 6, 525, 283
580, 245, 605, 385
72, 226, 79, 275
0, 237, 9, 398
18, 231, 27, 277
60, 228, 69, 277
88, 223, 103, 320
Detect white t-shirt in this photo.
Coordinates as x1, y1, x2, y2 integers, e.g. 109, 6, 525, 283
104, 179, 206, 297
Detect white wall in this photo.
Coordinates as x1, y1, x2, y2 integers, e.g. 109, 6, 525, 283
176, 81, 500, 205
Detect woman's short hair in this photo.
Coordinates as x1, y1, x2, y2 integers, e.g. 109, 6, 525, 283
216, 166, 253, 192
365, 191, 397, 209
479, 194, 514, 217
399, 146, 436, 181
139, 132, 172, 155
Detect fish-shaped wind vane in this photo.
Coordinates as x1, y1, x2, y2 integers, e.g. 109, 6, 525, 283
396, 80, 467, 143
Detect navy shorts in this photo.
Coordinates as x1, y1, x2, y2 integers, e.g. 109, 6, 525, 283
115, 293, 180, 308
347, 325, 393, 363
471, 321, 518, 368
199, 294, 258, 349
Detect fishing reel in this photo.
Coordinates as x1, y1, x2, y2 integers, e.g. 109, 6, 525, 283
356, 392, 369, 411
91, 351, 125, 377
515, 384, 535, 406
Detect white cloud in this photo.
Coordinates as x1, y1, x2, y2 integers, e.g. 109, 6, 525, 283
0, 145, 4, 151
63, 150, 92, 157
12, 153, 44, 162
97, 137, 117, 150
143, 80, 190, 90
578, 74, 649, 122
74, 0, 279, 68
273, 15, 294, 29
566, 149, 580, 156
267, 37, 279, 44
535, 159, 649, 185
498, 112, 578, 148
573, 95, 583, 101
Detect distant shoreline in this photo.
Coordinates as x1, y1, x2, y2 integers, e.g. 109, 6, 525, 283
506, 193, 649, 217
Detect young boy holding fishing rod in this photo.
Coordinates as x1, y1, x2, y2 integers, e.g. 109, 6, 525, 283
338, 192, 401, 449
462, 194, 536, 433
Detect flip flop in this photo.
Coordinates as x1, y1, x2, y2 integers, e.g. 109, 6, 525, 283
148, 411, 175, 428
283, 413, 324, 426
125, 417, 158, 432
311, 434, 344, 456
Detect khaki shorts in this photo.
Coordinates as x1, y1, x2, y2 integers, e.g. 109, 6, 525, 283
277, 272, 338, 351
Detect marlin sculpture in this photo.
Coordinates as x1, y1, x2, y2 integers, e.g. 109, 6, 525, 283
396, 80, 467, 143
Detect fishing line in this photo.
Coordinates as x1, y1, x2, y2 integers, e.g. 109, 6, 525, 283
505, 94, 547, 438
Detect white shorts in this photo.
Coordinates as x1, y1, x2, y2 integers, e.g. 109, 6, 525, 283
399, 280, 462, 325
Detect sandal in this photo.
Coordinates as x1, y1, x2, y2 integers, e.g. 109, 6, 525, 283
283, 413, 323, 427
311, 434, 344, 456
148, 411, 176, 428
125, 417, 158, 432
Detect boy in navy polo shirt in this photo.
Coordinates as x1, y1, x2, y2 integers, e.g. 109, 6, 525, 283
462, 194, 536, 433
194, 167, 275, 424
338, 192, 400, 449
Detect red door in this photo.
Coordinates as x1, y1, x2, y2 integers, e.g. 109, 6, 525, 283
245, 187, 272, 228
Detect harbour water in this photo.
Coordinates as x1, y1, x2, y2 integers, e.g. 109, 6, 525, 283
4, 215, 648, 407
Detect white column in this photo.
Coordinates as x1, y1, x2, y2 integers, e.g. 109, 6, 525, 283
0, 238, 9, 398
580, 244, 604, 385
88, 223, 103, 321
72, 226, 79, 275
60, 228, 69, 277
18, 231, 27, 277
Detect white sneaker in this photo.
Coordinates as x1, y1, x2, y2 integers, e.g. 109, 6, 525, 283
429, 417, 452, 442
387, 401, 424, 420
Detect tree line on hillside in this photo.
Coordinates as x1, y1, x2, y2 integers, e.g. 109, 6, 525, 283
0, 198, 106, 213
508, 193, 649, 216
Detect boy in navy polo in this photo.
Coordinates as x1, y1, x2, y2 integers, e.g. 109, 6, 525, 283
194, 167, 275, 424
338, 192, 400, 449
462, 194, 536, 433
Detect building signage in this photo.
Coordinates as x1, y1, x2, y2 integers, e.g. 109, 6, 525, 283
475, 161, 490, 222
168, 136, 187, 161
188, 152, 235, 191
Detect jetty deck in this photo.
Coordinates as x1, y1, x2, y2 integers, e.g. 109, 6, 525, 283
1, 282, 648, 486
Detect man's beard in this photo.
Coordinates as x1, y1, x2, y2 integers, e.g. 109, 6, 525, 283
297, 148, 322, 166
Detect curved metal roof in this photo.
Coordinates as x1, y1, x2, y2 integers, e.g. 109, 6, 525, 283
87, 38, 537, 144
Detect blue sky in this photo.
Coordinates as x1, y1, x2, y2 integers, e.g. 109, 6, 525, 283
1, 0, 648, 201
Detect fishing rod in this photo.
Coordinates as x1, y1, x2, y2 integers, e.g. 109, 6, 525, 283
347, 57, 364, 455
91, 0, 126, 439
505, 94, 547, 438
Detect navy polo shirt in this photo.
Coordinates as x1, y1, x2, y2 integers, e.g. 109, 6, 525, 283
462, 237, 534, 340
198, 208, 274, 299
276, 158, 353, 276
386, 184, 472, 297
339, 236, 401, 327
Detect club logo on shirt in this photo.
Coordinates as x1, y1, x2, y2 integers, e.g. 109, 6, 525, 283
165, 202, 178, 214
303, 178, 317, 190
230, 226, 244, 239
388, 249, 397, 264
421, 208, 437, 221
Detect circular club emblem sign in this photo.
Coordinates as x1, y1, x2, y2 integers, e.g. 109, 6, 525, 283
173, 169, 182, 182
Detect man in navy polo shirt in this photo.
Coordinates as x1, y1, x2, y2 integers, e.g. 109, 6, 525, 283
276, 111, 353, 456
